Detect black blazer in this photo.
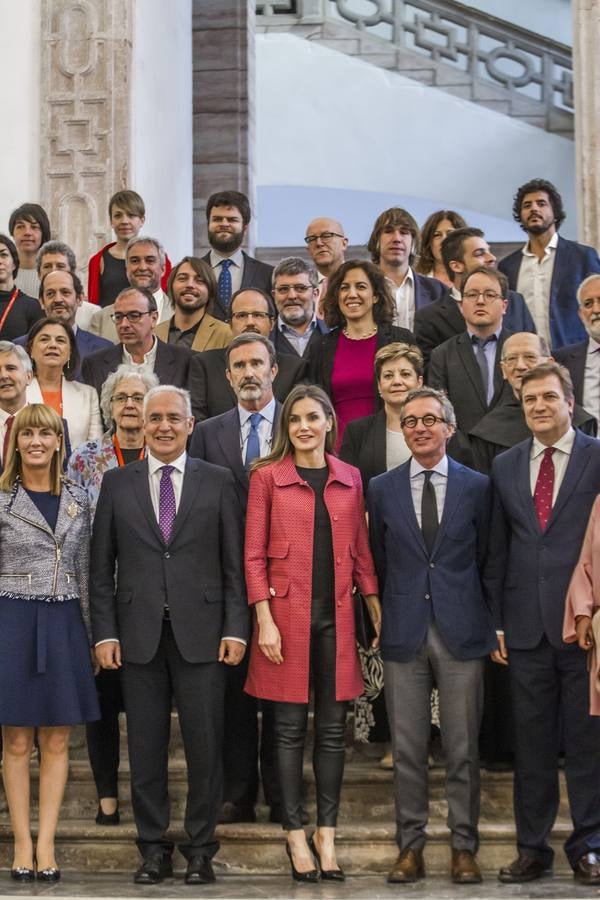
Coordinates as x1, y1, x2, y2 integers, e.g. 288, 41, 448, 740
269, 318, 329, 358
309, 323, 414, 409
90, 456, 249, 664
202, 251, 274, 321
188, 402, 282, 511
81, 340, 192, 400
554, 340, 588, 406
189, 348, 307, 422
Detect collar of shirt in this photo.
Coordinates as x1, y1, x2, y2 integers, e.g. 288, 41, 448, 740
0, 403, 26, 427
122, 335, 158, 367
531, 426, 575, 461
147, 450, 187, 478
410, 454, 449, 480
278, 315, 318, 337
451, 285, 461, 303
522, 230, 559, 259
238, 396, 276, 430
209, 248, 244, 270
466, 326, 502, 342
387, 267, 414, 294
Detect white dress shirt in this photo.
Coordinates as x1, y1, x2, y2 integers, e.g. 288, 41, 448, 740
147, 449, 187, 519
516, 231, 558, 347
529, 426, 575, 503
583, 338, 600, 422
409, 455, 449, 527
209, 248, 244, 296
238, 397, 277, 464
122, 335, 159, 370
153, 288, 174, 324
387, 267, 415, 331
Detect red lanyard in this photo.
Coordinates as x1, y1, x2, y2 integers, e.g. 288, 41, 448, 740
0, 288, 19, 334
112, 434, 145, 467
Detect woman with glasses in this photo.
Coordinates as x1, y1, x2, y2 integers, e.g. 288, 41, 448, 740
67, 364, 158, 827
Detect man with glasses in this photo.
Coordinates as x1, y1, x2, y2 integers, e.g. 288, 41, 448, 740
189, 289, 307, 421
304, 217, 348, 313
269, 257, 328, 358
555, 274, 600, 418
368, 386, 494, 885
82, 287, 191, 412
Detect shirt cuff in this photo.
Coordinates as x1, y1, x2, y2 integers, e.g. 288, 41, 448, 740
95, 638, 120, 646
495, 630, 504, 637
222, 636, 247, 646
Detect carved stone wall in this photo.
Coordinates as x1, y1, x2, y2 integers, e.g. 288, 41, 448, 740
573, 0, 600, 248
40, 0, 133, 278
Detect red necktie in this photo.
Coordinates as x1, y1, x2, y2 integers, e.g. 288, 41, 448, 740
2, 415, 14, 467
534, 446, 555, 531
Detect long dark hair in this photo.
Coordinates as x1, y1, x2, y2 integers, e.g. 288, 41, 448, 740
322, 259, 395, 329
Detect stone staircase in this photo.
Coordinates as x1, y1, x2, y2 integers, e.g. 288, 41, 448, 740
0, 715, 573, 876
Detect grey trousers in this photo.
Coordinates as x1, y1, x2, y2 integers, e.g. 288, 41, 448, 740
384, 622, 484, 853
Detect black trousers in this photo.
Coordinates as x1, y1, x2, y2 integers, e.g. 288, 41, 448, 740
121, 621, 225, 860
86, 668, 123, 799
273, 616, 348, 831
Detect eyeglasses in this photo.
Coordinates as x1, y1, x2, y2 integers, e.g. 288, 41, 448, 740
274, 284, 313, 295
110, 310, 153, 323
501, 354, 542, 367
230, 311, 273, 321
111, 393, 146, 405
304, 232, 344, 245
401, 414, 446, 429
462, 290, 503, 303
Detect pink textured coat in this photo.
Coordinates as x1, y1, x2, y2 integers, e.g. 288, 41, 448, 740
244, 453, 378, 704
564, 494, 600, 715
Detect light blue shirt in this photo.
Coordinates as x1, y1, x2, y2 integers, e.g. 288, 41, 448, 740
238, 396, 277, 463
466, 327, 502, 405
277, 315, 318, 356
409, 455, 449, 527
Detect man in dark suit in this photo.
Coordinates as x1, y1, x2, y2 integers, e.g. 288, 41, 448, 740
270, 257, 328, 358
486, 362, 600, 886
498, 178, 600, 350
367, 207, 445, 330
415, 227, 535, 370
189, 288, 307, 422
82, 287, 191, 411
368, 387, 495, 885
428, 267, 513, 440
190, 332, 283, 825
91, 385, 248, 886
202, 190, 273, 321
555, 273, 600, 417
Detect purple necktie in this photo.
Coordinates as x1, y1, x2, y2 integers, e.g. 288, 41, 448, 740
159, 464, 176, 543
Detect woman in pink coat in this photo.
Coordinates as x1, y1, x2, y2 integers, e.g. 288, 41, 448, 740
564, 494, 600, 715
245, 384, 380, 882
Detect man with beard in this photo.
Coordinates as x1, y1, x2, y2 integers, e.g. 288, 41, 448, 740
555, 274, 600, 418
269, 257, 328, 358
498, 179, 600, 349
188, 289, 307, 421
202, 191, 273, 320
154, 257, 232, 352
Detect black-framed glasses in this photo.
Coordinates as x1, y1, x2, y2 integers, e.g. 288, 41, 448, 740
274, 284, 313, 295
111, 393, 146, 405
401, 414, 446, 429
461, 289, 503, 303
110, 311, 153, 323
304, 231, 344, 245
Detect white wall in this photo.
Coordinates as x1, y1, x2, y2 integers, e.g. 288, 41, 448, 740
0, 0, 41, 230
255, 33, 577, 245
131, 0, 193, 262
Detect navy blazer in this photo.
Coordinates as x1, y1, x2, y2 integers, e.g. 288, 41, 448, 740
498, 235, 600, 349
201, 251, 274, 321
413, 272, 446, 310
367, 457, 495, 663
485, 430, 600, 649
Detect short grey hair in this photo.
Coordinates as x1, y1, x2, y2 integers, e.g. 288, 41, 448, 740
100, 364, 159, 430
0, 341, 33, 374
36, 240, 77, 274
399, 386, 457, 430
143, 385, 192, 419
577, 273, 600, 305
225, 332, 277, 369
126, 234, 166, 268
272, 256, 319, 289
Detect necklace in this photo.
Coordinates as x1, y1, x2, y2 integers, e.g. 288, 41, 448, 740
343, 325, 377, 340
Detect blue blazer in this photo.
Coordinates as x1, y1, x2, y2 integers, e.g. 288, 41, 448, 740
367, 457, 495, 663
414, 272, 446, 310
485, 429, 600, 649
498, 236, 600, 349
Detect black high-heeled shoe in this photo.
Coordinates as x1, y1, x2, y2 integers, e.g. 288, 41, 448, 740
37, 866, 61, 883
308, 834, 345, 881
285, 842, 319, 883
10, 866, 34, 883
95, 803, 120, 826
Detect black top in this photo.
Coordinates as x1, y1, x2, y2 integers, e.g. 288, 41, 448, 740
296, 465, 334, 613
25, 488, 60, 532
168, 318, 199, 350
120, 447, 143, 465
0, 289, 43, 342
99, 250, 128, 308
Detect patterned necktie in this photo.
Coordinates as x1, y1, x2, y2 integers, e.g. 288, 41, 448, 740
245, 413, 263, 469
421, 470, 438, 555
158, 464, 176, 543
2, 415, 14, 467
471, 334, 497, 405
534, 447, 555, 531
218, 259, 233, 316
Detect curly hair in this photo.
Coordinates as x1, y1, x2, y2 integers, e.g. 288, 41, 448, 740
512, 179, 565, 231
322, 260, 395, 329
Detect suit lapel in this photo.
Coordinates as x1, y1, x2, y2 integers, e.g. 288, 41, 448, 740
434, 460, 464, 551
217, 412, 248, 489
373, 409, 387, 476
168, 460, 202, 546
456, 333, 487, 406
549, 237, 566, 310
546, 433, 589, 532
515, 440, 540, 533
132, 460, 164, 545
391, 464, 428, 557
155, 342, 174, 383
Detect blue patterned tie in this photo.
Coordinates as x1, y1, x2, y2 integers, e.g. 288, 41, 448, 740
245, 413, 262, 469
158, 465, 176, 543
218, 259, 233, 316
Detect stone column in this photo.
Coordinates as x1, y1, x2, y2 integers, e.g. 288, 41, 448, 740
40, 0, 133, 279
573, 0, 600, 248
192, 0, 256, 254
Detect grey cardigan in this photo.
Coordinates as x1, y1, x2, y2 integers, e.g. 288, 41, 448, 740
0, 479, 92, 638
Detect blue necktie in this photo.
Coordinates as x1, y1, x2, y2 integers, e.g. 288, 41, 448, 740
218, 259, 233, 316
245, 413, 262, 469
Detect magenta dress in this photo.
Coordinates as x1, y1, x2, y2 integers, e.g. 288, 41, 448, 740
331, 332, 378, 448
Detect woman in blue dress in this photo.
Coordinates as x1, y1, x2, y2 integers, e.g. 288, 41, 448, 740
0, 404, 99, 882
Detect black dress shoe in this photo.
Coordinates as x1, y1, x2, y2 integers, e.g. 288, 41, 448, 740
308, 834, 345, 881
285, 843, 319, 883
498, 854, 552, 883
95, 803, 120, 826
37, 867, 61, 883
10, 867, 34, 883
218, 801, 256, 824
185, 856, 216, 885
133, 853, 173, 884
573, 851, 600, 884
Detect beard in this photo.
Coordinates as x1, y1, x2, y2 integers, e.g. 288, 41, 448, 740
586, 320, 600, 343
280, 304, 310, 327
208, 229, 244, 253
174, 294, 207, 313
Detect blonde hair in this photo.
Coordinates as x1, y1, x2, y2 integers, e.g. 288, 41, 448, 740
0, 404, 65, 495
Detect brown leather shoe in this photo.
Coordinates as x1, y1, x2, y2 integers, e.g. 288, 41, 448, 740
451, 849, 482, 884
573, 852, 600, 885
387, 848, 425, 883
498, 853, 552, 883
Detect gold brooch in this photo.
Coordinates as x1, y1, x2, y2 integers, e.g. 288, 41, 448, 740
67, 502, 79, 518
